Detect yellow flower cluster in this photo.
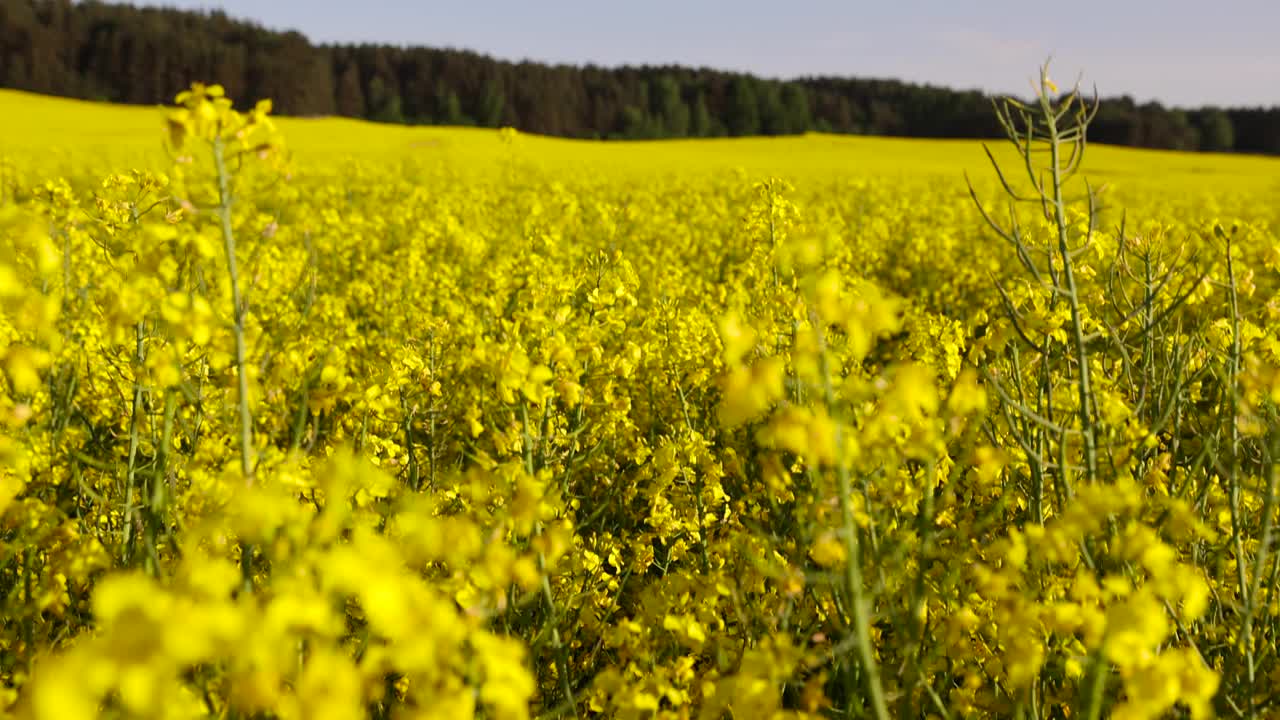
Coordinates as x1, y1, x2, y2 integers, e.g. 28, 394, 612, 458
0, 82, 1278, 720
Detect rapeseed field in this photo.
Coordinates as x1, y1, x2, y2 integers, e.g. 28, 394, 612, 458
1, 75, 1279, 720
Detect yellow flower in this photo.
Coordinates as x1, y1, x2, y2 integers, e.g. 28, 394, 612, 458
809, 532, 847, 568
1105, 589, 1169, 669
718, 311, 758, 366
718, 356, 786, 427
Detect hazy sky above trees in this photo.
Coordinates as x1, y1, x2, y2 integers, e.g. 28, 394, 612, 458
125, 0, 1279, 107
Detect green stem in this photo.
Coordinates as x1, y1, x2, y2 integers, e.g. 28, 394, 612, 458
146, 389, 178, 577
123, 321, 145, 565
1039, 77, 1097, 485
813, 310, 890, 720
213, 136, 255, 484
539, 552, 580, 719
1081, 645, 1109, 720
1223, 230, 1260, 719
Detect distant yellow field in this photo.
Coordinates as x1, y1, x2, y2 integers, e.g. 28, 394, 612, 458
4, 88, 1279, 196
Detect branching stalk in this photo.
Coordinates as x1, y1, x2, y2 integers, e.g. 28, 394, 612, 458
1037, 75, 1098, 484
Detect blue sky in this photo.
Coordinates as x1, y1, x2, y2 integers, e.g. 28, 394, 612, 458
127, 0, 1279, 107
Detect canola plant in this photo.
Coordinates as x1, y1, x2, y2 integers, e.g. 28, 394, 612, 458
1, 70, 1280, 719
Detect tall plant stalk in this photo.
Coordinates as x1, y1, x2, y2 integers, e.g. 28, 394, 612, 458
1037, 79, 1099, 484
813, 308, 890, 720
968, 63, 1101, 497
213, 136, 255, 484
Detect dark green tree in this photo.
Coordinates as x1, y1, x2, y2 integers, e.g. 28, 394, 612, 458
654, 74, 689, 137
334, 63, 365, 117
727, 77, 760, 136
435, 81, 469, 125
477, 78, 505, 127
622, 105, 657, 139
690, 92, 712, 137
758, 81, 787, 135
781, 84, 811, 134
368, 75, 405, 124
1197, 108, 1235, 152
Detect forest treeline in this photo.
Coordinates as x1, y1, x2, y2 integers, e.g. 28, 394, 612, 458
3, 0, 1279, 153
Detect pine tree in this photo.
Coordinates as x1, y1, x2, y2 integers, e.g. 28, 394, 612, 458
727, 77, 760, 136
